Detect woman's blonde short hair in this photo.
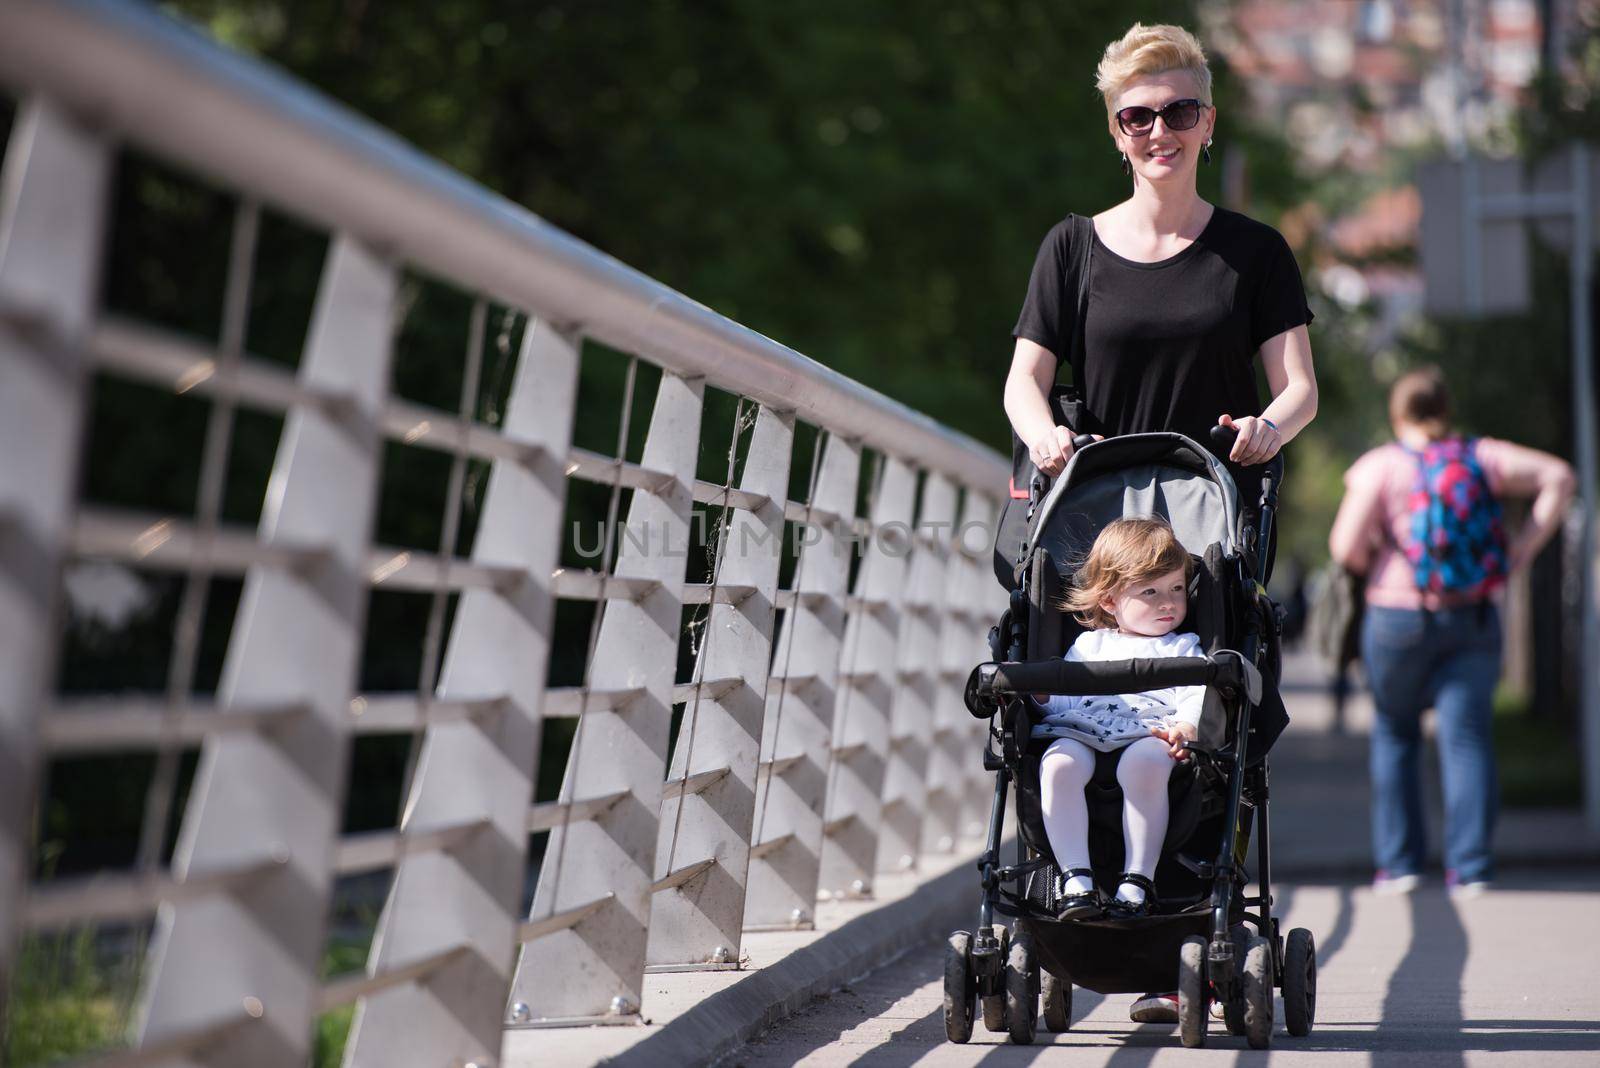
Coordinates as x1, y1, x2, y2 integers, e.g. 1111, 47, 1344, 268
1060, 517, 1194, 630
1096, 23, 1213, 116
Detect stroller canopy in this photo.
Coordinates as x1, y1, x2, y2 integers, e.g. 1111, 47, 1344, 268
1025, 433, 1242, 569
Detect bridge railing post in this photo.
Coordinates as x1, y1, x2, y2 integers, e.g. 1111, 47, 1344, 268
343, 318, 577, 1065
646, 402, 793, 969
921, 490, 996, 856
135, 235, 397, 1065
876, 474, 959, 874
744, 432, 862, 930
817, 456, 917, 900
940, 495, 1004, 844
0, 97, 110, 1042
509, 368, 703, 1024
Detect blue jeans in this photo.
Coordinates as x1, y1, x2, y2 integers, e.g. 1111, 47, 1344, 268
1361, 604, 1501, 883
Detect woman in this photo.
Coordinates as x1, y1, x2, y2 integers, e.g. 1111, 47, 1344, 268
1329, 367, 1575, 899
1003, 23, 1319, 1027
1005, 24, 1318, 479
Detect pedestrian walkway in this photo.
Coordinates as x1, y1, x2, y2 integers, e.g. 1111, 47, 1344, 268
1268, 648, 1600, 879
527, 647, 1600, 1066
734, 869, 1600, 1066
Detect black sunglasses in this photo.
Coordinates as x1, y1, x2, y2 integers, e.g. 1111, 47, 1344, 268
1115, 98, 1206, 136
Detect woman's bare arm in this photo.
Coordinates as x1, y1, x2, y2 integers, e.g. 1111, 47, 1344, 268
1004, 338, 1084, 476
1218, 324, 1317, 464
1259, 325, 1319, 440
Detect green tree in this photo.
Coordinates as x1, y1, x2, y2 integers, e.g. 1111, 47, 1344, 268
168, 0, 1256, 448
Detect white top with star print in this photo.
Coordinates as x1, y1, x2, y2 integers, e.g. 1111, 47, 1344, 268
1029, 629, 1206, 752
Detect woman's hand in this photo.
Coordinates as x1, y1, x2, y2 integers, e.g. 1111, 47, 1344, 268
1029, 425, 1080, 477
1151, 720, 1199, 760
1217, 413, 1282, 465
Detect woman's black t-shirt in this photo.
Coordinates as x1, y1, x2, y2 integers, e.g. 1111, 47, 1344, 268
1012, 207, 1313, 449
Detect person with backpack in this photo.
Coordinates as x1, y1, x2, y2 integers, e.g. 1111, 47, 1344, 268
1328, 366, 1575, 898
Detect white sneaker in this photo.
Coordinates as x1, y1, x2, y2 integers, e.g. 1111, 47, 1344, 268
1372, 870, 1421, 896
1129, 991, 1178, 1024
1446, 870, 1491, 899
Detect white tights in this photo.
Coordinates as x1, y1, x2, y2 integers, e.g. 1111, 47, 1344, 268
1038, 736, 1175, 901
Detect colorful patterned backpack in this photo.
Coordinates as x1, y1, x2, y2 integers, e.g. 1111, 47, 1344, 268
1401, 438, 1507, 596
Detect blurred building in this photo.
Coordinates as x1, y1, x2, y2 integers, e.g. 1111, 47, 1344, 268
1204, 0, 1548, 172
1200, 1, 1589, 346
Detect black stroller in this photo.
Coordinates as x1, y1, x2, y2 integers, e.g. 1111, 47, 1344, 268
952, 428, 1317, 1048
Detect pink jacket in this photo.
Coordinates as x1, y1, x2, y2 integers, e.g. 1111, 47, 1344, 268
1327, 438, 1518, 610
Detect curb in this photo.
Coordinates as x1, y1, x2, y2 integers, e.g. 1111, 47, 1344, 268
598, 855, 979, 1068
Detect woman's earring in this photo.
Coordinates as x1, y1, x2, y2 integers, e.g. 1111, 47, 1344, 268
1120, 152, 1131, 176
1202, 139, 1214, 166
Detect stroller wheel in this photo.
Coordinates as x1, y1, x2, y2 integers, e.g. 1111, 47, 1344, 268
1242, 935, 1275, 1049
1177, 935, 1209, 1048
1042, 970, 1072, 1032
1005, 931, 1038, 1045
981, 927, 1009, 1032
1222, 925, 1251, 1036
943, 931, 977, 1043
1282, 928, 1317, 1037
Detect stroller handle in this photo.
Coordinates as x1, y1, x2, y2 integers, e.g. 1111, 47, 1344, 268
1028, 434, 1099, 498
964, 651, 1263, 718
1209, 423, 1283, 584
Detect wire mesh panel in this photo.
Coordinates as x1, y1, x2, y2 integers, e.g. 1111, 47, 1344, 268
647, 403, 792, 969
876, 474, 960, 874
743, 433, 862, 930
817, 457, 917, 900
0, 98, 111, 1044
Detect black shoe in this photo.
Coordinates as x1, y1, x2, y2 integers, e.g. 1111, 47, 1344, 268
1054, 867, 1103, 922
1105, 872, 1158, 920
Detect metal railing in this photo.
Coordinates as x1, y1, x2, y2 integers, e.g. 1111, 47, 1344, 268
0, 1, 1008, 1064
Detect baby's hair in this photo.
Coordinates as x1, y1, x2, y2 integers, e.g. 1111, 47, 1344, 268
1059, 517, 1193, 629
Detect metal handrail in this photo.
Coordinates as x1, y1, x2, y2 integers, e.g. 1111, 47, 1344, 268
0, 0, 1007, 490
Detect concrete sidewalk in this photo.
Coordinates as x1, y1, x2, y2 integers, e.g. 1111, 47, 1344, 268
512, 847, 988, 1068
524, 647, 1600, 1067
736, 869, 1600, 1066
1268, 647, 1600, 880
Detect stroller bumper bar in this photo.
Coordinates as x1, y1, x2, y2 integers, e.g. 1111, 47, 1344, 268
964, 651, 1262, 718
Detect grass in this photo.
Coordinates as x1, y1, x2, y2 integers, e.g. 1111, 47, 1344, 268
1493, 687, 1583, 808
312, 936, 373, 1068
5, 927, 145, 1067
7, 924, 378, 1067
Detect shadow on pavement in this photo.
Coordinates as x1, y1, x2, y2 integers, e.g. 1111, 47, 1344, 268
1313, 883, 1355, 964
1289, 1025, 1600, 1055
1373, 890, 1467, 1067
